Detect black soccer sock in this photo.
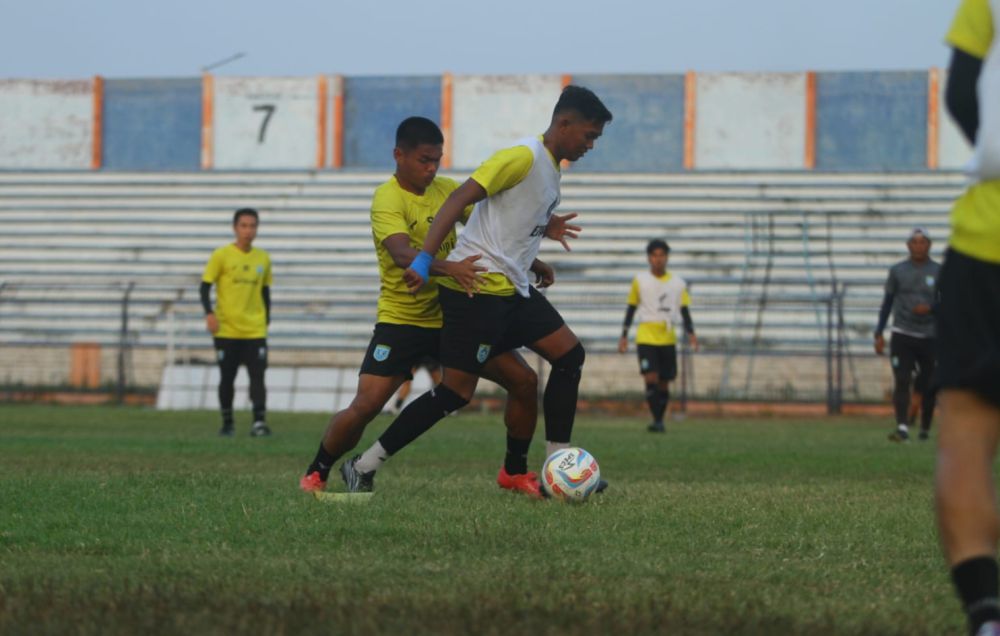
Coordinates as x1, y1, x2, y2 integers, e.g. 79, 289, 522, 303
644, 383, 658, 421
220, 407, 234, 427
653, 387, 670, 423
504, 436, 531, 475
543, 343, 585, 444
248, 366, 266, 422
378, 385, 469, 455
921, 390, 936, 433
307, 442, 338, 480
952, 557, 1000, 635
892, 375, 911, 425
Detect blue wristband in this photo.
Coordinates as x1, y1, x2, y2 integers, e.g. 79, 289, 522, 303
410, 251, 433, 281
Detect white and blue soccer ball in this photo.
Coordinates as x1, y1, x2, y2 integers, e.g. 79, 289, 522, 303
541, 447, 601, 503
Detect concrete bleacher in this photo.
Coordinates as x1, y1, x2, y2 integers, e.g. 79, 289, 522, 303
0, 170, 962, 357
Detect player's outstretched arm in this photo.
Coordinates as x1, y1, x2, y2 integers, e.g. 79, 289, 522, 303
383, 234, 486, 296
530, 259, 555, 288
407, 179, 487, 291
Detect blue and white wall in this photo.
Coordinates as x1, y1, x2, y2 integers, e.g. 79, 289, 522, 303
0, 70, 972, 172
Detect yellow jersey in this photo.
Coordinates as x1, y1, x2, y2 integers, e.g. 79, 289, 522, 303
202, 244, 272, 339
371, 175, 468, 328
946, 0, 1000, 263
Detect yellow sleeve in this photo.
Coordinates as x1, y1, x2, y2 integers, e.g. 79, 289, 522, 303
627, 278, 640, 305
947, 0, 993, 58
370, 188, 410, 245
264, 254, 273, 286
470, 145, 534, 196
202, 248, 223, 283
681, 288, 691, 307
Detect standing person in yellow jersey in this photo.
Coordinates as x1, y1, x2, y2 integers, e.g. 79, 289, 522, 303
935, 1, 1000, 633
618, 239, 699, 433
342, 86, 612, 495
299, 117, 561, 497
200, 208, 273, 438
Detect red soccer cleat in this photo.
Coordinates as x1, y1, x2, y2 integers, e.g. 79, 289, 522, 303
497, 467, 543, 499
299, 471, 326, 493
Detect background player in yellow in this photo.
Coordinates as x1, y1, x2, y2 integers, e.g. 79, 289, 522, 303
935, 1, 1000, 633
618, 239, 698, 433
200, 208, 273, 437
300, 117, 553, 497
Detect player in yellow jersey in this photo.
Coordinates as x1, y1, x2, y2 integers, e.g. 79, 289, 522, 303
343, 86, 611, 496
618, 239, 699, 433
300, 117, 564, 497
935, 1, 1000, 633
200, 208, 273, 437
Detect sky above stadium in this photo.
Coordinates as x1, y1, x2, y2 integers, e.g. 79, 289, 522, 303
1, 0, 957, 78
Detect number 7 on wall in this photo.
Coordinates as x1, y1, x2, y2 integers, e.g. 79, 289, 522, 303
252, 104, 276, 144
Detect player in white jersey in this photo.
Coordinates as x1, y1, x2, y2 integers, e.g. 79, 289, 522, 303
342, 86, 613, 496
618, 239, 699, 432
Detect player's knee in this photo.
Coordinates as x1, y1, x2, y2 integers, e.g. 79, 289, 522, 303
551, 342, 585, 378
433, 384, 470, 413
506, 367, 538, 401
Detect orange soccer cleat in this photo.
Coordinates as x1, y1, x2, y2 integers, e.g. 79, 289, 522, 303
497, 467, 543, 499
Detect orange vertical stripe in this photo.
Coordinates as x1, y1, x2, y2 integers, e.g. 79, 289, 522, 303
317, 75, 328, 169
441, 72, 454, 170
332, 75, 344, 169
560, 74, 573, 169
91, 75, 103, 170
683, 71, 697, 170
928, 68, 940, 170
201, 74, 214, 170
804, 71, 817, 169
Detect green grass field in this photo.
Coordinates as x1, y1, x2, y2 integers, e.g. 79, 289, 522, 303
0, 404, 968, 635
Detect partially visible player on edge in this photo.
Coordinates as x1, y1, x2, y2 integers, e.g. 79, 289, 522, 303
874, 228, 940, 442
299, 116, 550, 497
389, 357, 442, 415
340, 85, 613, 495
200, 208, 273, 437
935, 2, 1000, 633
617, 239, 698, 433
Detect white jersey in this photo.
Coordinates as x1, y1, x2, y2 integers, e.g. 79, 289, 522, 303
447, 136, 561, 297
969, 0, 1000, 181
633, 271, 688, 333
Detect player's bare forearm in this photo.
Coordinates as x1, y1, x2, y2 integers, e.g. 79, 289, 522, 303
422, 180, 486, 255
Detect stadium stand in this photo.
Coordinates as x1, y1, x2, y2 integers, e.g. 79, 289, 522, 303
0, 170, 964, 403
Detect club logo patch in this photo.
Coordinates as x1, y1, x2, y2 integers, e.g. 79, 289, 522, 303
373, 344, 391, 362
257, 265, 265, 274
926, 275, 935, 287
476, 344, 491, 364
640, 357, 650, 371
891, 355, 899, 368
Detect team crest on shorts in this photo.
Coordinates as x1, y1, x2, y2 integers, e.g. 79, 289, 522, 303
640, 357, 650, 371
373, 344, 391, 362
476, 344, 491, 364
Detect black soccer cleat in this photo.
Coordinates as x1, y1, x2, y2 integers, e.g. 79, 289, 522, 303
595, 479, 609, 494
218, 424, 235, 437
647, 421, 665, 433
888, 426, 910, 443
250, 421, 272, 437
918, 429, 930, 441
340, 455, 376, 493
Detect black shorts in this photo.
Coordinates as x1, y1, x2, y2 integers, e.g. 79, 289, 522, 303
889, 332, 934, 393
214, 338, 268, 374
359, 323, 441, 379
933, 248, 1000, 408
637, 344, 677, 381
438, 285, 565, 374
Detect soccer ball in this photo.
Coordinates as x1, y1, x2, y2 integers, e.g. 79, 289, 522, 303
541, 447, 601, 502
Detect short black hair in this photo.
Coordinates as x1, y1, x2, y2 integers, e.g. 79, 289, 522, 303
647, 239, 670, 255
233, 208, 259, 225
553, 85, 613, 124
396, 116, 444, 150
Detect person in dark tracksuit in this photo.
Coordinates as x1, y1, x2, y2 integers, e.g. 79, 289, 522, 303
874, 228, 940, 442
